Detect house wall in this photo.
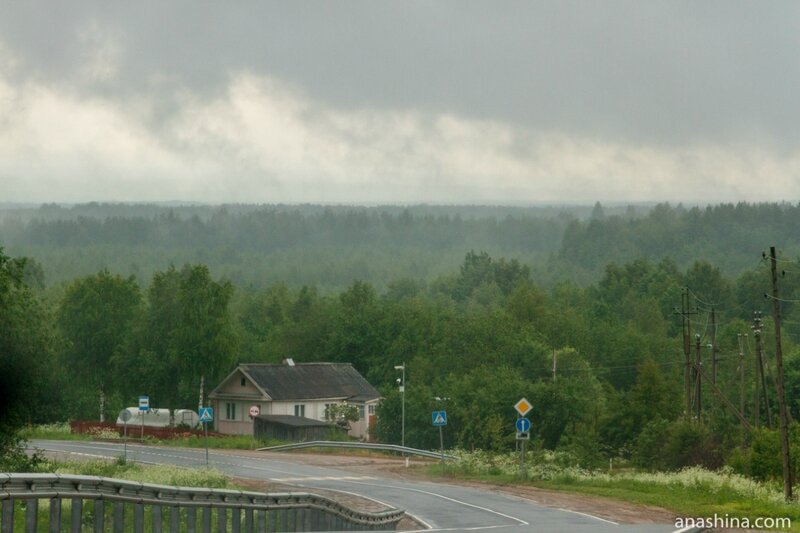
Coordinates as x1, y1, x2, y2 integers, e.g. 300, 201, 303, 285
212, 397, 379, 440
217, 370, 264, 397
212, 399, 268, 435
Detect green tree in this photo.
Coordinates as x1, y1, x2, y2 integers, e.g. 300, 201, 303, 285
0, 250, 57, 469
58, 269, 141, 419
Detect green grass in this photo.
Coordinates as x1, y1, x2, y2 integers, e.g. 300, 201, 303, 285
48, 457, 232, 488
19, 423, 91, 441
423, 451, 800, 532
20, 423, 280, 450
10, 458, 235, 532
148, 433, 270, 450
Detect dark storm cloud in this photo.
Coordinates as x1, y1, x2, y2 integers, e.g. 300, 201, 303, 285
2, 1, 798, 146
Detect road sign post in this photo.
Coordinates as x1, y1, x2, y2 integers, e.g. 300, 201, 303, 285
514, 399, 532, 481
199, 407, 214, 467
120, 409, 132, 462
432, 410, 447, 475
138, 396, 149, 442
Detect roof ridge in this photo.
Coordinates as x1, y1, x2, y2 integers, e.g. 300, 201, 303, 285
241, 362, 349, 367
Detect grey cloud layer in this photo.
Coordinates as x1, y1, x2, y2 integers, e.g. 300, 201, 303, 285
1, 2, 798, 203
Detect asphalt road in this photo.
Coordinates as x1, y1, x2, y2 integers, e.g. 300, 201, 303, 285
31, 440, 679, 533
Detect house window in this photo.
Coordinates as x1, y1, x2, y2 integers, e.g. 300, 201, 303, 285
358, 405, 365, 420
240, 377, 246, 386
226, 402, 237, 420
368, 404, 375, 415
294, 404, 305, 417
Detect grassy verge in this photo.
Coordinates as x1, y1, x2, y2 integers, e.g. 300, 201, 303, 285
20, 423, 278, 450
10, 458, 234, 531
19, 423, 91, 441
422, 451, 800, 532
48, 457, 232, 487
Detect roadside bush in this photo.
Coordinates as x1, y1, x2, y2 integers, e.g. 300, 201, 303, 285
632, 418, 671, 470
631, 419, 723, 471
664, 420, 723, 470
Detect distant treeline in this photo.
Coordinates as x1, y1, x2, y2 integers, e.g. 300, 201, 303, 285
1, 202, 799, 290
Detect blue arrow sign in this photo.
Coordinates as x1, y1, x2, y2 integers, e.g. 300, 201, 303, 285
432, 410, 447, 426
515, 417, 531, 433
199, 407, 214, 423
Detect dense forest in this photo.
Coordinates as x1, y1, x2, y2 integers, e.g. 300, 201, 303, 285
3, 202, 800, 291
3, 201, 800, 482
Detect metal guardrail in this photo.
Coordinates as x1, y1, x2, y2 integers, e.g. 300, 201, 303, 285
256, 441, 455, 461
0, 473, 404, 532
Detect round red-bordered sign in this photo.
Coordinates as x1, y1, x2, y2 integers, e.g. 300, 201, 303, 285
249, 405, 260, 417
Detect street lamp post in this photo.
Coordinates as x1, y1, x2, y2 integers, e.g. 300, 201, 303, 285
394, 363, 406, 465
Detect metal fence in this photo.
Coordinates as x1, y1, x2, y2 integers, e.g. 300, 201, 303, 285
256, 441, 455, 461
0, 473, 404, 532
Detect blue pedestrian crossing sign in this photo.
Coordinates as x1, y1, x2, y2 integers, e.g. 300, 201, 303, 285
199, 407, 214, 424
432, 410, 447, 426
515, 418, 531, 433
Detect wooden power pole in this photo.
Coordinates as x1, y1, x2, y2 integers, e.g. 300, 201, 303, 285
675, 288, 697, 421
695, 333, 702, 421
738, 333, 746, 444
711, 308, 718, 384
769, 246, 793, 502
753, 312, 772, 429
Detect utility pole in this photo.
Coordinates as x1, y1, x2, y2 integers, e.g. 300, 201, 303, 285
198, 375, 205, 414
674, 288, 697, 420
753, 312, 772, 429
711, 308, 718, 385
738, 333, 746, 444
769, 246, 793, 501
695, 334, 702, 422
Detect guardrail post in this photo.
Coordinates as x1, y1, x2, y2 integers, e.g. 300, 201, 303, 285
152, 504, 162, 533
186, 507, 196, 533
25, 499, 38, 533
92, 499, 104, 533
243, 508, 253, 532
49, 497, 62, 533
169, 506, 180, 532
231, 508, 241, 533
113, 501, 124, 533
217, 507, 227, 532
257, 508, 266, 532
134, 503, 144, 532
70, 498, 83, 532
202, 506, 212, 532
1, 500, 13, 532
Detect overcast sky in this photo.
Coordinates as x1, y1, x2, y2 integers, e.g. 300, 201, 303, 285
1, 2, 798, 204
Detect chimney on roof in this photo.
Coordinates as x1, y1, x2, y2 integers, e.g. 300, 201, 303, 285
283, 358, 295, 366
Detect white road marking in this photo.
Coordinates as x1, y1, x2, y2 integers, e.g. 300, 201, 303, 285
38, 441, 622, 532
558, 507, 619, 525
406, 526, 515, 532
334, 479, 530, 526
270, 476, 377, 482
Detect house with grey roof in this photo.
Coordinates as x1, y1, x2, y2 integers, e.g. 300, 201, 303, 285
208, 360, 381, 440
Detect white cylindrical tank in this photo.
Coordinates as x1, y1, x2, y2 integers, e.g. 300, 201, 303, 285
173, 409, 199, 428
116, 407, 172, 427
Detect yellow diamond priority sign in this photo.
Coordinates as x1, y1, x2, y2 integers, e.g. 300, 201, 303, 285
514, 398, 532, 416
